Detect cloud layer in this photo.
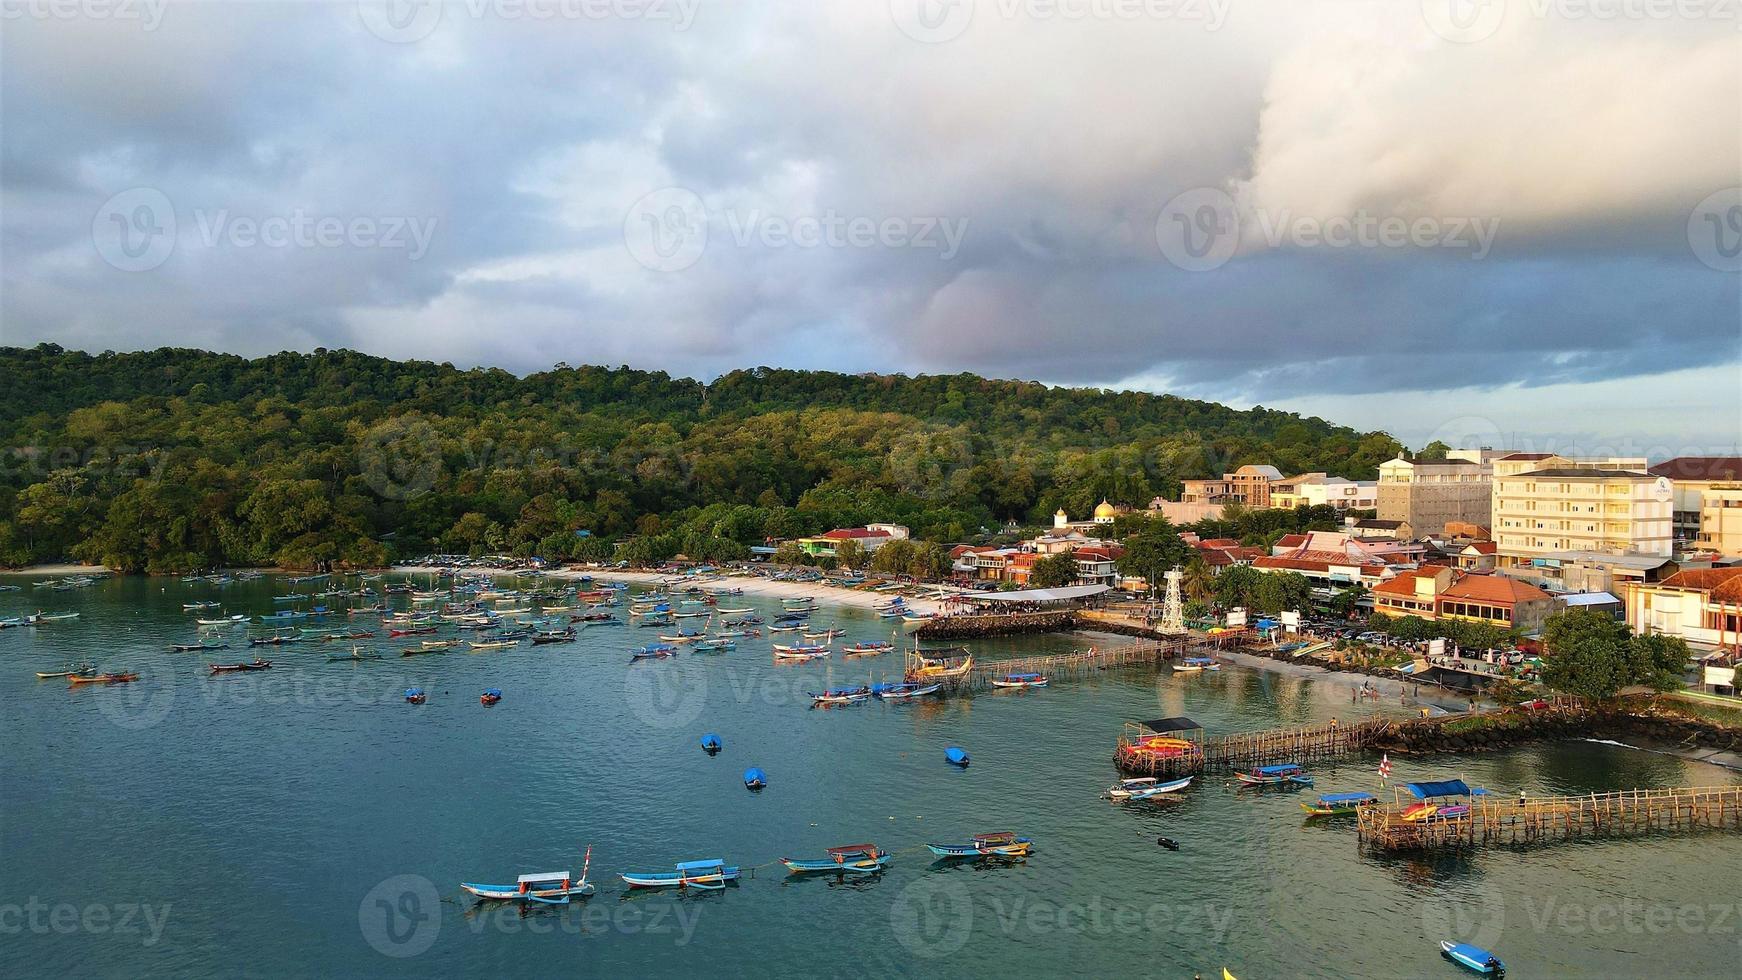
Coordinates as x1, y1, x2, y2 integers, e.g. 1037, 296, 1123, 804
2, 1, 1738, 444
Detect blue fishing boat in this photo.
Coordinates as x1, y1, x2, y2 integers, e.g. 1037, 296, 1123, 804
1235, 763, 1314, 787
991, 672, 1048, 688
619, 859, 741, 890
782, 844, 889, 875
873, 681, 941, 700
809, 685, 871, 705
700, 733, 722, 754
629, 644, 677, 661
1106, 775, 1194, 800
926, 832, 1032, 859
1440, 941, 1505, 975
461, 847, 595, 904
944, 746, 969, 767
743, 767, 768, 790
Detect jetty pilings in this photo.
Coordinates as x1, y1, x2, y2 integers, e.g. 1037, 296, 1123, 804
1356, 784, 1742, 852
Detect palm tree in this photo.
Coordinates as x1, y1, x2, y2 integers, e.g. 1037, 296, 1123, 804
1182, 558, 1214, 603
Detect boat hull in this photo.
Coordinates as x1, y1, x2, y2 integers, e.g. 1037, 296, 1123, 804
460, 881, 595, 902
618, 868, 741, 889
782, 853, 890, 874
926, 841, 1032, 859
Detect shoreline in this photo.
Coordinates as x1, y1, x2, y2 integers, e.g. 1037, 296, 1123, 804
545, 567, 949, 616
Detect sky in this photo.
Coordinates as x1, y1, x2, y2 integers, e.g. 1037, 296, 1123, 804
2, 1, 1739, 451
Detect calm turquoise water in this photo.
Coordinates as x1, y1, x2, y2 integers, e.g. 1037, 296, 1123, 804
3, 574, 1739, 978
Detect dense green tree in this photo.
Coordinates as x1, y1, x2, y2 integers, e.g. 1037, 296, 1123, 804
1115, 522, 1189, 593
1540, 610, 1689, 700
1030, 552, 1079, 588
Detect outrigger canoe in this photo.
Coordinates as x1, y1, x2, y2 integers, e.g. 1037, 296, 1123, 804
209, 659, 272, 673
1300, 792, 1379, 816
1235, 764, 1314, 787
68, 672, 139, 685
873, 681, 940, 700
1440, 941, 1505, 975
619, 858, 741, 890
462, 847, 595, 905
927, 832, 1033, 859
991, 672, 1048, 689
1106, 776, 1194, 800
782, 844, 890, 875
809, 686, 872, 705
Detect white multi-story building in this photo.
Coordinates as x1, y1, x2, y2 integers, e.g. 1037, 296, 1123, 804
1493, 468, 1673, 578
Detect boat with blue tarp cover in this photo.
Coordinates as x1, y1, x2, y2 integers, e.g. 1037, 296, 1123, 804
619, 858, 741, 890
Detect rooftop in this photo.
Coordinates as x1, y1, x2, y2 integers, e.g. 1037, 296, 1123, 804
1515, 468, 1654, 479
1656, 567, 1742, 601
1649, 457, 1742, 481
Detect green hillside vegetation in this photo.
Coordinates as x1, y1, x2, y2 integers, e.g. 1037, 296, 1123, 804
0, 345, 1402, 572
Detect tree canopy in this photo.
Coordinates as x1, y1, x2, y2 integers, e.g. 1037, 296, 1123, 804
1540, 609, 1689, 701
0, 344, 1401, 572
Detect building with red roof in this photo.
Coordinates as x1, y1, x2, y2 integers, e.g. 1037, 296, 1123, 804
1372, 566, 1558, 632
1623, 566, 1742, 653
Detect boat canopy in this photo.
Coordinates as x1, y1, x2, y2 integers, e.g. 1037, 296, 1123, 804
1005, 673, 1042, 680
1319, 792, 1378, 803
675, 859, 724, 871
405, 688, 423, 696
1181, 657, 1214, 665
1254, 764, 1303, 775
1137, 716, 1202, 735
826, 844, 876, 856
1406, 779, 1472, 799
483, 688, 502, 697
972, 832, 1016, 843
518, 871, 569, 883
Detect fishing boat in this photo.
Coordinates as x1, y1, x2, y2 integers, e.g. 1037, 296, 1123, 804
67, 672, 140, 685
36, 612, 79, 622
773, 644, 830, 661
767, 623, 808, 633
873, 681, 940, 700
944, 746, 969, 767
782, 844, 890, 875
1300, 792, 1379, 816
209, 659, 272, 673
991, 672, 1048, 689
743, 767, 767, 789
322, 631, 376, 642
35, 664, 97, 680
170, 641, 228, 652
658, 629, 706, 643
1235, 763, 1314, 787
809, 686, 872, 705
326, 648, 383, 662
182, 601, 221, 610
388, 626, 438, 637
481, 688, 503, 706
400, 646, 448, 657
713, 628, 760, 639
692, 638, 736, 652
926, 832, 1033, 859
1105, 776, 1194, 800
700, 733, 722, 753
803, 628, 845, 640
461, 848, 595, 905
1174, 656, 1219, 673
531, 629, 576, 645
421, 639, 461, 650
196, 615, 248, 626
901, 612, 936, 623
405, 688, 427, 704
619, 858, 741, 890
1440, 941, 1505, 975
249, 635, 302, 647
909, 649, 972, 680
844, 640, 894, 656
715, 607, 753, 615
572, 612, 619, 624
469, 639, 518, 651
629, 644, 678, 661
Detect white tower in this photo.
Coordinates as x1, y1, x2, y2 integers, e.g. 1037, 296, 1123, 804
1160, 565, 1185, 635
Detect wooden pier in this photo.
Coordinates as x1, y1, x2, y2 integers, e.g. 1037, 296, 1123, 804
1357, 784, 1742, 852
1115, 717, 1395, 777
919, 639, 1190, 694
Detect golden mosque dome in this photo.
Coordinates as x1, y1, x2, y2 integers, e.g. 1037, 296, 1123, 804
1094, 500, 1116, 518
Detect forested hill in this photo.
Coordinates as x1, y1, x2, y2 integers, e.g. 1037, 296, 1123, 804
0, 345, 1402, 572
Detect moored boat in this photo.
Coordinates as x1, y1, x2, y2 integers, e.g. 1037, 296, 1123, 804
404, 688, 427, 703
773, 643, 830, 659
926, 832, 1032, 859
991, 672, 1048, 689
209, 659, 272, 673
782, 844, 889, 875
1301, 792, 1378, 816
844, 640, 894, 656
809, 686, 871, 705
629, 644, 678, 661
1235, 764, 1314, 787
1106, 776, 1194, 800
873, 681, 940, 700
619, 859, 741, 890
1440, 941, 1505, 975
171, 641, 229, 652
35, 663, 97, 680
462, 847, 595, 905
480, 688, 502, 706
67, 672, 140, 685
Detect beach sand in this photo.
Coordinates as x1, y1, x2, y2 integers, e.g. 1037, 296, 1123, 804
549, 568, 950, 616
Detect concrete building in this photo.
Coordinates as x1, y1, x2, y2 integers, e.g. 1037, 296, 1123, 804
1648, 457, 1742, 546
1492, 469, 1673, 578
796, 523, 909, 558
1180, 464, 1285, 508
1271, 473, 1379, 512
1695, 485, 1742, 556
1376, 455, 1492, 535
1372, 566, 1559, 633
1624, 567, 1742, 652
